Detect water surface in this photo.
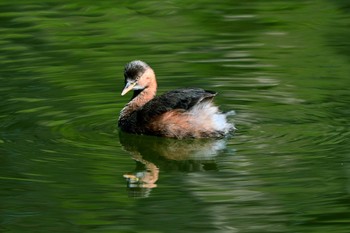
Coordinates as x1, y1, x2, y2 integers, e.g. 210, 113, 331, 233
1, 1, 349, 232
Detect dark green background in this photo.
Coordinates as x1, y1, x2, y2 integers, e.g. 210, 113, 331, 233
1, 0, 349, 232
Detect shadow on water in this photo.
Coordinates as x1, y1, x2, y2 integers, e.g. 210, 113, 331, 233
118, 131, 232, 198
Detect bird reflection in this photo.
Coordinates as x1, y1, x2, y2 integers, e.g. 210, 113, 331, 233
119, 131, 228, 198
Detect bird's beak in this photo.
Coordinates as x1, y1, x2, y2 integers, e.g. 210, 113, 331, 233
121, 81, 136, 96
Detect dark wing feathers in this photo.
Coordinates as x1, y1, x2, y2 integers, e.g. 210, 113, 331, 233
138, 88, 216, 122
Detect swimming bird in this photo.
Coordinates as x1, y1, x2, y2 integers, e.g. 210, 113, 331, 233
118, 60, 234, 139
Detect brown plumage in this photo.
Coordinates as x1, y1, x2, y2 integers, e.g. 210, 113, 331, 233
118, 60, 234, 139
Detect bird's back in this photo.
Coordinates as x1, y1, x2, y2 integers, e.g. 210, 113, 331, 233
140, 88, 217, 122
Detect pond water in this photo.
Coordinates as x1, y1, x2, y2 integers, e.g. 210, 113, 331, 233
1, 0, 349, 232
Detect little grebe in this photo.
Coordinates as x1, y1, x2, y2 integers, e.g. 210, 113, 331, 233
118, 60, 234, 139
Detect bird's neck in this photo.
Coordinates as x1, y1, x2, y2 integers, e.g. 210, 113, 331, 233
120, 76, 157, 118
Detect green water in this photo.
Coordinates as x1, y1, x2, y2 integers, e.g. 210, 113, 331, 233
1, 0, 349, 232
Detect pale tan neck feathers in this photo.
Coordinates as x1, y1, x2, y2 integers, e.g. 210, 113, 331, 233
120, 69, 157, 118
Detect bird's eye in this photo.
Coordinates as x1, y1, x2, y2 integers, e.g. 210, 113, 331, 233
135, 74, 142, 81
